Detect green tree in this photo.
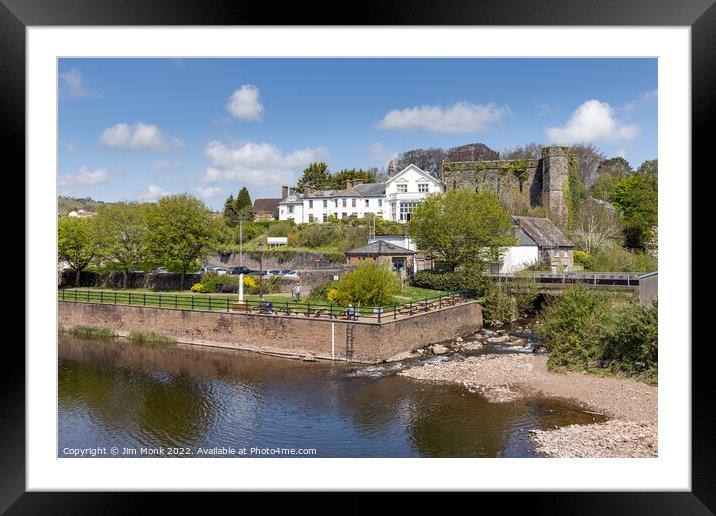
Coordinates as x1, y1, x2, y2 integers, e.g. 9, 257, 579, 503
223, 194, 239, 227
612, 173, 658, 250
329, 168, 376, 189
408, 190, 516, 271
636, 159, 658, 177
95, 203, 151, 288
296, 162, 332, 190
236, 187, 252, 211
332, 261, 400, 306
58, 216, 100, 287
146, 194, 220, 289
591, 157, 633, 202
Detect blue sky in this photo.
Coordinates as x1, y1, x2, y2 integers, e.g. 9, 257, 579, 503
58, 58, 657, 210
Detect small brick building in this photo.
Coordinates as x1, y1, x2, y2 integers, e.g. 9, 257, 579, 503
345, 240, 416, 274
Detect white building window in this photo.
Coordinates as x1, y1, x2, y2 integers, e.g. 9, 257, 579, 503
288, 205, 294, 214
397, 184, 408, 193
342, 199, 347, 207
418, 183, 428, 193
323, 200, 328, 208
322, 213, 328, 222
399, 202, 419, 222
365, 199, 369, 207
309, 200, 313, 208
378, 199, 383, 207
351, 199, 356, 207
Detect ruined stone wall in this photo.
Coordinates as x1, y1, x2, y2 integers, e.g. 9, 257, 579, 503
442, 146, 570, 226
58, 300, 483, 363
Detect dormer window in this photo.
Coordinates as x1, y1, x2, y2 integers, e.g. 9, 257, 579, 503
397, 184, 408, 193
418, 183, 428, 193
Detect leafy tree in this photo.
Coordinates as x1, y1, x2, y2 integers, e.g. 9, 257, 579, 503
329, 168, 376, 189
591, 157, 633, 202
612, 174, 658, 250
94, 202, 151, 288
636, 159, 658, 177
145, 194, 220, 289
445, 142, 500, 162
331, 261, 400, 306
296, 162, 332, 190
394, 147, 446, 176
408, 190, 516, 271
58, 216, 100, 286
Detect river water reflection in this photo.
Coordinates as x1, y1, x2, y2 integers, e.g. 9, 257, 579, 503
58, 335, 601, 458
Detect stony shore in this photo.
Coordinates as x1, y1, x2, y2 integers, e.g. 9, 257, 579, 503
398, 353, 657, 457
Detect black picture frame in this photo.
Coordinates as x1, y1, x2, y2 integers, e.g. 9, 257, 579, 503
4, 0, 707, 512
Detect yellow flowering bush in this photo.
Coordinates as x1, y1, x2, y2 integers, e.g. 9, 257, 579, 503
191, 283, 204, 292
243, 275, 257, 288
327, 288, 339, 302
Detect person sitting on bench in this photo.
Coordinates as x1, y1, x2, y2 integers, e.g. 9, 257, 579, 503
346, 304, 357, 321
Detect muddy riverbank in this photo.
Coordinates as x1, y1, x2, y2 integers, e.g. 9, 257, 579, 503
396, 321, 657, 458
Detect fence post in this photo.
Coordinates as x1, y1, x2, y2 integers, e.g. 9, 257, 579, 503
307, 302, 311, 317
330, 304, 333, 319
208, 297, 212, 311
175, 295, 178, 308
143, 293, 146, 306
159, 295, 162, 308
378, 309, 381, 324
226, 298, 229, 312
129, 292, 132, 305
114, 291, 117, 304
439, 295, 442, 309
191, 296, 195, 310
62, 289, 65, 301
100, 291, 103, 304
409, 301, 413, 315
394, 305, 397, 320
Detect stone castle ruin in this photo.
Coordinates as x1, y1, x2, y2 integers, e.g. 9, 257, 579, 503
441, 145, 572, 227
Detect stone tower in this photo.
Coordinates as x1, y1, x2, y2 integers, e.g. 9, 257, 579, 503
540, 146, 569, 227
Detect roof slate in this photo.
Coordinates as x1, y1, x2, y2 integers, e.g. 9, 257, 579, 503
346, 240, 416, 256
512, 216, 573, 248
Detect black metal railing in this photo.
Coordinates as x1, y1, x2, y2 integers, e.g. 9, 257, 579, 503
58, 288, 468, 323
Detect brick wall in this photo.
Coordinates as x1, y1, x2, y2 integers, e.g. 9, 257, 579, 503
58, 300, 482, 363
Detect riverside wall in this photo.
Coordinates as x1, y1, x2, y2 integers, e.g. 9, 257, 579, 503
58, 300, 483, 363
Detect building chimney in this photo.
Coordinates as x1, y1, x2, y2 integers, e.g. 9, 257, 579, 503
282, 185, 289, 199
303, 186, 313, 196
353, 179, 364, 186
387, 160, 395, 177
345, 180, 353, 189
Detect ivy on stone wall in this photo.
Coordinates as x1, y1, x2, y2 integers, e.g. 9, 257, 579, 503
442, 159, 531, 183
565, 153, 581, 229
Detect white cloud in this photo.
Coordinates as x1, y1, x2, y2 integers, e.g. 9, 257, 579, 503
623, 89, 658, 111
139, 185, 170, 202
378, 101, 509, 133
225, 85, 264, 121
546, 99, 640, 145
59, 68, 98, 98
100, 122, 183, 152
60, 139, 76, 154
58, 166, 108, 186
151, 160, 181, 173
195, 186, 224, 200
202, 140, 327, 187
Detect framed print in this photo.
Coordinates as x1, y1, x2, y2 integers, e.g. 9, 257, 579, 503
4, 0, 710, 511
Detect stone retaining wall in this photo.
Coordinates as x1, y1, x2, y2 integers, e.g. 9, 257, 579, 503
58, 300, 482, 363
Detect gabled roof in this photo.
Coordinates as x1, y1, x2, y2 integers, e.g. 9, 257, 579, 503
346, 240, 416, 256
514, 227, 538, 247
353, 182, 386, 197
279, 192, 303, 204
386, 163, 440, 185
512, 216, 573, 248
253, 198, 281, 212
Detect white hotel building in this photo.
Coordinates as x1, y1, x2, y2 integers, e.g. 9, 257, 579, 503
278, 164, 445, 224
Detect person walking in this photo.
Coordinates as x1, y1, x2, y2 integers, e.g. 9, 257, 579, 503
294, 285, 301, 303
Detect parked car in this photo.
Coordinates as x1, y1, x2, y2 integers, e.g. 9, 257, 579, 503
281, 270, 299, 277
211, 267, 228, 275
228, 266, 255, 275
264, 269, 282, 276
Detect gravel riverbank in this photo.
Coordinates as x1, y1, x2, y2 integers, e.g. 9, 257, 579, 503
398, 353, 657, 457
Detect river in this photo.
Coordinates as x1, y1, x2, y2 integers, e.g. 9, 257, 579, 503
58, 334, 602, 458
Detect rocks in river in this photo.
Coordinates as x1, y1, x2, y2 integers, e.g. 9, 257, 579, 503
487, 335, 511, 344
430, 344, 449, 355
413, 348, 425, 355
460, 341, 484, 351
510, 338, 528, 347
303, 353, 317, 362
517, 362, 534, 371
387, 351, 414, 362
455, 336, 463, 343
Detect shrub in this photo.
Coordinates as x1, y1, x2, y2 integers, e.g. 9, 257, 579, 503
537, 286, 657, 383
573, 249, 592, 269
411, 270, 464, 291
69, 326, 117, 339
190, 283, 204, 292
128, 331, 176, 343
332, 261, 400, 306
588, 247, 657, 272
308, 279, 339, 302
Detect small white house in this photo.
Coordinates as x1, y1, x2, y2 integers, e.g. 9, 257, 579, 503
383, 164, 445, 222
